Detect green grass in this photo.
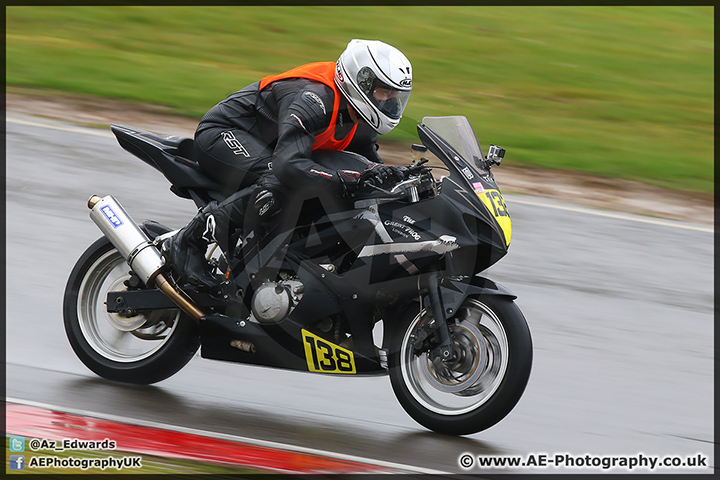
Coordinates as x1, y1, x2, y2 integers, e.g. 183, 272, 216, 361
6, 6, 714, 193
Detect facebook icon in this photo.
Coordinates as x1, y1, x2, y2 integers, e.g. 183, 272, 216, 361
9, 455, 25, 470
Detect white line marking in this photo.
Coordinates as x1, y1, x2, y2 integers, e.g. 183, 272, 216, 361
8, 115, 712, 233
506, 196, 713, 233
6, 396, 449, 475
7, 116, 114, 138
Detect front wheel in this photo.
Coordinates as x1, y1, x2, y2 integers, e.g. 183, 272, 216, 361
389, 295, 532, 435
63, 237, 200, 384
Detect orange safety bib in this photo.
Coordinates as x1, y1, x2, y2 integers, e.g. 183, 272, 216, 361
260, 62, 358, 151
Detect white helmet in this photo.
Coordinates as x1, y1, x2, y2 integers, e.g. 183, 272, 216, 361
335, 39, 412, 135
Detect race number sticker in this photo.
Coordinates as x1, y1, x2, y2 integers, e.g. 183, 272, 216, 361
477, 189, 512, 246
302, 329, 356, 374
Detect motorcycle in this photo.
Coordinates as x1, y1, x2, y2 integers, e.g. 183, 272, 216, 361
63, 115, 532, 436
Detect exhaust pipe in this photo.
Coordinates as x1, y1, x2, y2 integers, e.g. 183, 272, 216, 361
88, 195, 205, 321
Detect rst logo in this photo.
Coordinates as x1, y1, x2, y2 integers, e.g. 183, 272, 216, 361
221, 131, 250, 157
302, 329, 356, 374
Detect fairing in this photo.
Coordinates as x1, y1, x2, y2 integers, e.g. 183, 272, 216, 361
419, 116, 511, 247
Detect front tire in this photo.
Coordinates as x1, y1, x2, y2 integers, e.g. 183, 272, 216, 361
389, 295, 532, 435
63, 237, 199, 384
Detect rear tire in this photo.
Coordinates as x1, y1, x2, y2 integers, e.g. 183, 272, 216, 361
63, 237, 199, 384
389, 295, 532, 435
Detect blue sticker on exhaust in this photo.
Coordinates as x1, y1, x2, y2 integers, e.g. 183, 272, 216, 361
101, 205, 124, 228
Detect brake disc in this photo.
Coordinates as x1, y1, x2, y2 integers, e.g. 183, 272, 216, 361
130, 315, 173, 340
419, 319, 488, 394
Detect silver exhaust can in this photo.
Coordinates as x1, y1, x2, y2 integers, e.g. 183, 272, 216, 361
88, 195, 165, 286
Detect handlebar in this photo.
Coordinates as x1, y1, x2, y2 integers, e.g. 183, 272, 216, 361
357, 163, 437, 203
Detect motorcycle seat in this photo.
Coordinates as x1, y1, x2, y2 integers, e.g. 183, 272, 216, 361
111, 123, 196, 162
110, 124, 227, 202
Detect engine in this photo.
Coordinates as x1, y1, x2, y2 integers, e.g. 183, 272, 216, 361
249, 276, 304, 324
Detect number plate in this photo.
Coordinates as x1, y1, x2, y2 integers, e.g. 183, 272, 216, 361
476, 188, 512, 246
302, 329, 356, 374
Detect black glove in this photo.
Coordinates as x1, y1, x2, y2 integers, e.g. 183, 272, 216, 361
338, 164, 409, 198
359, 163, 408, 190
338, 169, 362, 198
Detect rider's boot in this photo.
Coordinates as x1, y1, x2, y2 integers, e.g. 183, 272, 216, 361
161, 186, 255, 289
161, 203, 223, 290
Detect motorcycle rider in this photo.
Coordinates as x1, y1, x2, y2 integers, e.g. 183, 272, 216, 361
162, 39, 413, 289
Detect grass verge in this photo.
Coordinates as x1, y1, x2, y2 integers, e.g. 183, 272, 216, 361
6, 6, 713, 193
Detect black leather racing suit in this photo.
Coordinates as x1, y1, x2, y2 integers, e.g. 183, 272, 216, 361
191, 77, 383, 257
195, 78, 382, 195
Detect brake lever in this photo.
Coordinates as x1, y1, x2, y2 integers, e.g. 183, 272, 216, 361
365, 183, 403, 197
406, 158, 426, 173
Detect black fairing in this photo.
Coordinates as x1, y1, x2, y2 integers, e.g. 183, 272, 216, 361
110, 124, 227, 204
417, 122, 509, 253
110, 117, 513, 376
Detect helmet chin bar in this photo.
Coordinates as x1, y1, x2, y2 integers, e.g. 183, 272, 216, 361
353, 100, 381, 132
338, 73, 382, 132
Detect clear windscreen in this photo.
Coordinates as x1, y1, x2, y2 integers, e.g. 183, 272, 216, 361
421, 116, 488, 175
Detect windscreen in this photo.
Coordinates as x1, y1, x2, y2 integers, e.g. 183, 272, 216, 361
419, 115, 511, 247
421, 116, 488, 175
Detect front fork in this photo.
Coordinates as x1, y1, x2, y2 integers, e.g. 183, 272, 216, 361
410, 254, 517, 361
426, 272, 456, 362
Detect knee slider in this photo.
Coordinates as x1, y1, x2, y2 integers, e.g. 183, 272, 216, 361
253, 189, 282, 220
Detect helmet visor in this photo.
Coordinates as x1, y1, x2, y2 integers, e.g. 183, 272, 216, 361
357, 67, 411, 120
371, 85, 411, 119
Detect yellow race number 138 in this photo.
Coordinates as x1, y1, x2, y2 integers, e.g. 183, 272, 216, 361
302, 329, 356, 374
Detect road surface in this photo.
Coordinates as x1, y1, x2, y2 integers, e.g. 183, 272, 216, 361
5, 115, 714, 474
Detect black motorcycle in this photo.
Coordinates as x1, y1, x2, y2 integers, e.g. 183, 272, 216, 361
64, 115, 532, 436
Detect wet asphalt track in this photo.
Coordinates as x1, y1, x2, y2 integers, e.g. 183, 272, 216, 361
5, 115, 714, 474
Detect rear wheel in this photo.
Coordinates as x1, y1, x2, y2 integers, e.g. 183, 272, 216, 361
389, 295, 532, 435
63, 237, 199, 384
